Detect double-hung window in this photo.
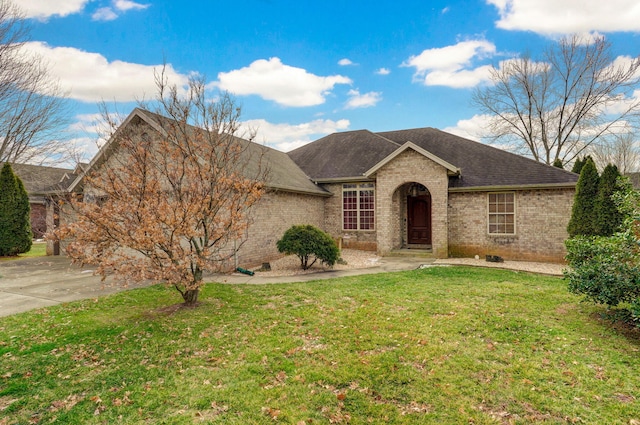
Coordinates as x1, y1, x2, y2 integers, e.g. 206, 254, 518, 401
343, 183, 375, 230
488, 192, 515, 235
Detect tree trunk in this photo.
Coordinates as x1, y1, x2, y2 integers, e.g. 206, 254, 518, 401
182, 288, 199, 305
181, 265, 203, 305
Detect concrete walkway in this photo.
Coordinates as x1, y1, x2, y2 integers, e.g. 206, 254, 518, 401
0, 255, 563, 317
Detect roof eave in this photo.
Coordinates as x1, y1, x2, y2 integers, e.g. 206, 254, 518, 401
312, 176, 376, 184
267, 183, 333, 197
448, 182, 577, 193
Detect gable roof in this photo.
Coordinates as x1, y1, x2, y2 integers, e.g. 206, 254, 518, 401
288, 130, 401, 181
365, 141, 460, 177
290, 127, 579, 189
70, 108, 329, 197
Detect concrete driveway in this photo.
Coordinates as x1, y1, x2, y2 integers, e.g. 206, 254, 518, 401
0, 255, 433, 317
0, 256, 149, 317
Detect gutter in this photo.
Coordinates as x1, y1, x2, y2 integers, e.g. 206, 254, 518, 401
448, 182, 577, 193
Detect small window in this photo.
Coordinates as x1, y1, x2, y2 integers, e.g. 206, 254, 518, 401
488, 192, 515, 234
343, 183, 375, 231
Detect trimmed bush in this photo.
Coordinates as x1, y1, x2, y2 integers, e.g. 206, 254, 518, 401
567, 158, 600, 237
565, 183, 640, 326
595, 164, 624, 236
0, 163, 32, 256
276, 225, 339, 270
565, 234, 640, 307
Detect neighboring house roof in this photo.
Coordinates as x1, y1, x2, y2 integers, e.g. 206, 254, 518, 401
69, 108, 330, 197
8, 163, 73, 194
6, 163, 77, 204
290, 127, 579, 190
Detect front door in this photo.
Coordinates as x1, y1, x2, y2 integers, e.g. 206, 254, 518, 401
407, 195, 432, 245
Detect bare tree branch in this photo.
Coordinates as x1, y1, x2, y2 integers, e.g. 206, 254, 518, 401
472, 35, 640, 165
0, 0, 71, 165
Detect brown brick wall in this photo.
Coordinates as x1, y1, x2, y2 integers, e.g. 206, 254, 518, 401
321, 183, 377, 251
374, 149, 449, 257
234, 190, 326, 269
30, 202, 47, 239
448, 188, 574, 263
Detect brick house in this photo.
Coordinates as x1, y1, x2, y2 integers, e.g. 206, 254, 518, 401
8, 163, 80, 239
50, 109, 578, 265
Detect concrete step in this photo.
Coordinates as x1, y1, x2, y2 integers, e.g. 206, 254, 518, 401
387, 249, 435, 258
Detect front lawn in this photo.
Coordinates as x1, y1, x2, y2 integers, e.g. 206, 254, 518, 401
0, 267, 638, 424
19, 241, 47, 258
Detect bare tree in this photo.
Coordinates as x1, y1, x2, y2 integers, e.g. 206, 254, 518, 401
0, 0, 70, 164
472, 35, 640, 165
56, 71, 267, 306
589, 133, 639, 173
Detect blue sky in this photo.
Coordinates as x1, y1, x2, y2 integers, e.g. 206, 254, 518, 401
19, 0, 640, 160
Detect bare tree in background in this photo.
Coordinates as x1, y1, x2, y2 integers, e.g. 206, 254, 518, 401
472, 35, 640, 165
589, 133, 639, 173
0, 0, 70, 164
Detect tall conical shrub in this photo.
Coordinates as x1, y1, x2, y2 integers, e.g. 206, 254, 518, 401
595, 163, 624, 236
0, 163, 32, 256
571, 157, 585, 174
567, 158, 600, 237
14, 176, 32, 253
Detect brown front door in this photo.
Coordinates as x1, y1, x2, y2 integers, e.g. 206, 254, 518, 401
408, 195, 432, 245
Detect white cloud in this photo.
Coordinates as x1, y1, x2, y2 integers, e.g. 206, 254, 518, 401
114, 0, 149, 11
345, 89, 382, 109
92, 7, 118, 21
423, 65, 494, 88
338, 58, 355, 66
19, 0, 89, 19
20, 42, 189, 102
403, 39, 496, 88
376, 68, 391, 75
216, 57, 352, 107
92, 0, 149, 21
443, 114, 493, 141
487, 0, 640, 35
244, 118, 350, 151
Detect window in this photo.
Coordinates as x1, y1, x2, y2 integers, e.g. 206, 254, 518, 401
343, 183, 375, 230
488, 192, 515, 234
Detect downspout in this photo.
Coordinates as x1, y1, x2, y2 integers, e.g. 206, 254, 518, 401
234, 239, 238, 270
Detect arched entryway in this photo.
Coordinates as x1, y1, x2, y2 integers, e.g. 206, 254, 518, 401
405, 183, 432, 248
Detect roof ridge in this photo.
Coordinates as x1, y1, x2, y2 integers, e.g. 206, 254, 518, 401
369, 130, 402, 147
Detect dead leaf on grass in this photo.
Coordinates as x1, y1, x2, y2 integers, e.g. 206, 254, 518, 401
616, 393, 636, 403
0, 396, 18, 411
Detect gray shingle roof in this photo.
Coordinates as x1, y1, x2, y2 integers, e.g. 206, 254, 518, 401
289, 127, 579, 189
287, 130, 400, 180
71, 108, 329, 197
8, 163, 75, 194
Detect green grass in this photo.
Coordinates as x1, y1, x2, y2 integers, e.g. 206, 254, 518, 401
0, 266, 639, 424
0, 242, 47, 261
19, 241, 47, 258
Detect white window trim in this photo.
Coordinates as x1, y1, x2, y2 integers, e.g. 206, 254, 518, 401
487, 192, 516, 236
342, 183, 375, 231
